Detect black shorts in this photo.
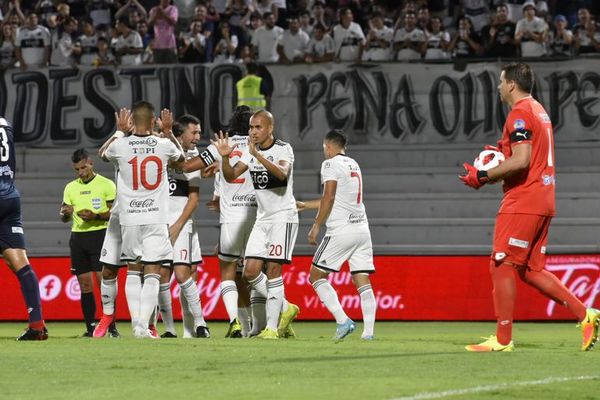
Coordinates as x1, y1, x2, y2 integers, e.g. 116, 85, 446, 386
70, 230, 106, 275
0, 196, 26, 251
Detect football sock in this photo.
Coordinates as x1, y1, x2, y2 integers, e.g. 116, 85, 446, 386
125, 271, 142, 329
138, 273, 160, 330
250, 289, 267, 335
266, 277, 284, 331
180, 277, 206, 328
312, 279, 348, 324
490, 262, 516, 345
16, 265, 44, 328
248, 272, 268, 297
179, 291, 194, 338
80, 292, 97, 333
358, 284, 376, 337
238, 306, 251, 335
518, 267, 587, 321
158, 283, 175, 334
100, 277, 117, 315
220, 280, 239, 322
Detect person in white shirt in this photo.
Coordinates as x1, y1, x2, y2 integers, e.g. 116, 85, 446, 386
297, 129, 377, 341
114, 17, 143, 65
214, 21, 239, 63
15, 12, 51, 69
333, 8, 365, 62
461, 0, 490, 33
212, 110, 300, 339
305, 23, 334, 63
0, 23, 17, 69
515, 2, 547, 57
50, 16, 78, 66
424, 16, 451, 60
393, 12, 426, 60
277, 15, 309, 64
74, 19, 99, 66
251, 11, 283, 62
548, 14, 573, 57
363, 12, 393, 61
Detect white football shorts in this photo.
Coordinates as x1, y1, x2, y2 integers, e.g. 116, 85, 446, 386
121, 224, 173, 264
312, 231, 375, 274
245, 222, 298, 264
172, 228, 202, 266
99, 214, 123, 267
218, 220, 255, 262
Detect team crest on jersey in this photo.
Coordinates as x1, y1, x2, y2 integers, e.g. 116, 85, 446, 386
513, 119, 526, 130
92, 198, 102, 210
324, 161, 331, 169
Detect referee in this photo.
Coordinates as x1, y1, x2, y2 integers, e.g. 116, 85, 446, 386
60, 149, 115, 337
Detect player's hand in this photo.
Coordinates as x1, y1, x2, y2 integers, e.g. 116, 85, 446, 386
206, 199, 220, 212
169, 223, 182, 245
296, 201, 306, 211
77, 209, 97, 221
59, 204, 73, 218
308, 224, 320, 245
202, 163, 219, 178
158, 108, 173, 134
248, 137, 259, 157
459, 162, 489, 190
210, 131, 236, 158
115, 108, 133, 133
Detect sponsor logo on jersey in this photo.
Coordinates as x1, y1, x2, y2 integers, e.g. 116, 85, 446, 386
250, 170, 287, 190
232, 193, 256, 202
129, 198, 155, 208
11, 226, 23, 234
494, 252, 506, 260
513, 119, 526, 130
92, 197, 102, 210
508, 237, 529, 249
348, 213, 366, 224
80, 190, 91, 195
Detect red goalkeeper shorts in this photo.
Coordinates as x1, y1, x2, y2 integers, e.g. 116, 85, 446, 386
491, 213, 552, 271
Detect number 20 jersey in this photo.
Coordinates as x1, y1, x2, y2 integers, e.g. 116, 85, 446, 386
105, 135, 182, 226
240, 139, 298, 224
321, 154, 369, 235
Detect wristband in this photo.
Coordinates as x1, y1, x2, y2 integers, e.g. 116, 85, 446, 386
477, 170, 490, 183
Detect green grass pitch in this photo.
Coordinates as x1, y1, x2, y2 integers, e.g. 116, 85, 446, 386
1, 322, 598, 400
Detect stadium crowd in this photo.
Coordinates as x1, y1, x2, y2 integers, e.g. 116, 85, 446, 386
0, 0, 599, 69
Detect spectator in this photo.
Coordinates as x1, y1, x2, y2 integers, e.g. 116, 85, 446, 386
272, 0, 287, 28
89, 0, 115, 30
15, 12, 51, 69
299, 10, 312, 37
575, 18, 600, 55
246, 12, 263, 43
36, 0, 57, 23
250, 11, 282, 62
225, 0, 251, 37
149, 0, 178, 63
460, 0, 490, 33
238, 44, 252, 63
449, 17, 482, 58
253, 0, 277, 22
137, 20, 152, 48
424, 16, 450, 60
572, 8, 597, 36
393, 12, 426, 61
417, 5, 430, 32
74, 19, 99, 66
504, 0, 528, 23
363, 12, 393, 61
304, 23, 334, 63
5, 0, 26, 26
194, 4, 216, 38
178, 19, 207, 63
277, 15, 309, 64
547, 14, 573, 57
310, 1, 331, 32
0, 23, 17, 69
115, 0, 148, 27
213, 21, 238, 63
332, 8, 365, 62
94, 36, 116, 65
51, 16, 78, 67
114, 17, 143, 65
515, 2, 547, 57
481, 3, 517, 58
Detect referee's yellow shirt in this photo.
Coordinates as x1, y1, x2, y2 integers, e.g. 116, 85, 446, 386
62, 174, 116, 232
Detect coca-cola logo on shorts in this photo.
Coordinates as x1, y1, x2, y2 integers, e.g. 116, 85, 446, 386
129, 199, 155, 208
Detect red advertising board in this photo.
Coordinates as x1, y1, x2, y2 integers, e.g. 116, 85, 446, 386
1, 255, 599, 321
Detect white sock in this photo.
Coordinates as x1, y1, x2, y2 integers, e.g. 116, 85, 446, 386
179, 291, 194, 338
138, 273, 160, 330
125, 271, 142, 329
248, 272, 268, 298
266, 277, 284, 331
158, 283, 175, 334
238, 306, 251, 336
358, 284, 376, 336
180, 277, 206, 328
101, 277, 117, 315
250, 290, 266, 335
313, 279, 348, 324
220, 280, 238, 322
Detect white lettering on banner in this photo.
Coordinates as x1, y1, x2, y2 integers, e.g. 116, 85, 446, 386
65, 275, 81, 301
38, 275, 62, 301
304, 292, 404, 311
545, 263, 600, 316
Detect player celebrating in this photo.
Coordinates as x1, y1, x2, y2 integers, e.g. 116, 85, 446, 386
460, 62, 600, 352
0, 116, 48, 340
297, 130, 377, 340
212, 110, 299, 339
103, 102, 184, 338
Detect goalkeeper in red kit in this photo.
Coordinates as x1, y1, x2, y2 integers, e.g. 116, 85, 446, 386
460, 62, 600, 352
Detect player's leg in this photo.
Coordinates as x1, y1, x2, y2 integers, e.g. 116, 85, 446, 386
349, 231, 377, 340
121, 225, 144, 333
180, 264, 197, 338
271, 223, 300, 337
218, 222, 244, 337
174, 263, 209, 337
236, 266, 252, 336
70, 232, 98, 336
77, 271, 97, 336
158, 265, 176, 337
309, 266, 352, 331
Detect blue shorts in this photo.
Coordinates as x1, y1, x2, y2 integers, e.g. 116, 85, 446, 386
0, 197, 26, 251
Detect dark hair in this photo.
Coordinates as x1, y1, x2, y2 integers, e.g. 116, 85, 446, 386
371, 11, 384, 20
262, 12, 273, 19
97, 36, 108, 44
172, 122, 185, 137
177, 114, 200, 126
117, 16, 131, 28
325, 129, 347, 148
228, 105, 252, 136
246, 62, 259, 75
72, 148, 89, 163
502, 62, 534, 93
314, 23, 326, 31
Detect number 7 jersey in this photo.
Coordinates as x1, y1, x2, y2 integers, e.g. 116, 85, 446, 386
105, 134, 182, 226
321, 154, 369, 235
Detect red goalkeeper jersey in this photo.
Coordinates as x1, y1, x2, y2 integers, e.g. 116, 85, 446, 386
498, 96, 556, 216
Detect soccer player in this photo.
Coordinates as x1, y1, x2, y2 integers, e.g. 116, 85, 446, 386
212, 110, 300, 339
297, 130, 377, 340
60, 148, 115, 337
103, 102, 184, 338
0, 116, 48, 340
460, 62, 600, 352
157, 115, 209, 339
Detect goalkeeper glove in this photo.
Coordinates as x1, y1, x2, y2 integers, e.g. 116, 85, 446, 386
459, 162, 490, 190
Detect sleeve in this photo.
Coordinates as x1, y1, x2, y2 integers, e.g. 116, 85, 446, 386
278, 144, 294, 165
354, 24, 366, 42
62, 183, 72, 205
104, 139, 118, 162
506, 109, 533, 144
170, 5, 179, 20
515, 20, 524, 34
105, 178, 117, 201
167, 141, 184, 162
213, 172, 220, 197
185, 170, 202, 187
320, 160, 338, 183
199, 144, 220, 165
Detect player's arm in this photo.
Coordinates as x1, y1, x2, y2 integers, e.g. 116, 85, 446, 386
249, 140, 290, 181
296, 199, 320, 211
308, 180, 337, 245
487, 142, 531, 181
169, 186, 199, 244
211, 131, 248, 181
99, 108, 133, 161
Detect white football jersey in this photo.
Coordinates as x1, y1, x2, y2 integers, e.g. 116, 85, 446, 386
333, 22, 365, 61
77, 34, 99, 65
16, 25, 51, 67
105, 134, 182, 226
321, 154, 369, 235
114, 30, 143, 65
240, 139, 298, 223
199, 135, 257, 223
168, 148, 201, 229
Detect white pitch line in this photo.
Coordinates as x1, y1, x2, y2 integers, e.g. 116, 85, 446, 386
392, 375, 598, 400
